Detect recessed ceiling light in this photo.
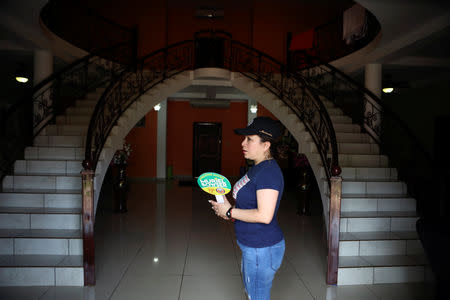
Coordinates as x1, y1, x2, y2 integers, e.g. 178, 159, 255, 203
382, 87, 394, 93
16, 76, 29, 83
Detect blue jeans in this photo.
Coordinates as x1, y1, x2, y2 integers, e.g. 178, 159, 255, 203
237, 239, 285, 300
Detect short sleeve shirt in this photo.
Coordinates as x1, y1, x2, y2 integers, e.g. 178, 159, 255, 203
233, 159, 284, 248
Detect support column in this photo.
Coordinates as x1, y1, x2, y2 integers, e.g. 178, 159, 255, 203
156, 99, 167, 179
364, 63, 382, 142
33, 49, 53, 86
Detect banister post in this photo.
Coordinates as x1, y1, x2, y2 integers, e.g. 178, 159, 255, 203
327, 167, 342, 285
81, 160, 95, 285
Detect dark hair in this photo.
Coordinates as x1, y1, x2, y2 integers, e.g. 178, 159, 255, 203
258, 134, 282, 160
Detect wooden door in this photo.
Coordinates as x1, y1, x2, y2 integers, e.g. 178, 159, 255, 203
193, 122, 222, 177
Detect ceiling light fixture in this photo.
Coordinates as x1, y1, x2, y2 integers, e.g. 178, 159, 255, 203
15, 76, 29, 83
154, 103, 161, 111
382, 87, 394, 93
250, 105, 258, 114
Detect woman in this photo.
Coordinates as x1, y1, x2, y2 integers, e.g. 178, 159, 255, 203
210, 116, 285, 300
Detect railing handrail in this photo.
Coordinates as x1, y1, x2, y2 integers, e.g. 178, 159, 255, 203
85, 40, 195, 168
293, 50, 434, 166
84, 35, 341, 184
5, 43, 127, 117
229, 40, 340, 176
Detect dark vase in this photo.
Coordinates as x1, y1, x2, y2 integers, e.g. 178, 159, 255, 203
113, 163, 128, 213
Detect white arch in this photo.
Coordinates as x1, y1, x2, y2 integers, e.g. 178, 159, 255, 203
93, 68, 331, 230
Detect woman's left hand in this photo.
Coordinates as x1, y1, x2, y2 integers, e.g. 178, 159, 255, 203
209, 197, 232, 220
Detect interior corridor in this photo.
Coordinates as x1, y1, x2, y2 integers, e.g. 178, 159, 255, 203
0, 180, 433, 299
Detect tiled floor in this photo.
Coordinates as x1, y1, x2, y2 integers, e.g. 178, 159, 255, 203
0, 180, 435, 299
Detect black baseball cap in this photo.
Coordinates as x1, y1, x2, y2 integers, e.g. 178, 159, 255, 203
234, 116, 282, 139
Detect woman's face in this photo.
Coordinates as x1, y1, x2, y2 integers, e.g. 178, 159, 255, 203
241, 135, 270, 164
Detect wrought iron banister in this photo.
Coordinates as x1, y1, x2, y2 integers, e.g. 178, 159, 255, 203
85, 40, 194, 169
84, 36, 340, 183
82, 31, 342, 285
227, 40, 340, 180
292, 50, 435, 215
0, 42, 132, 182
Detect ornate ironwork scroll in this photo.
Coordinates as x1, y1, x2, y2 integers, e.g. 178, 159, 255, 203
0, 42, 132, 182
292, 51, 435, 217
229, 41, 340, 180
85, 41, 194, 169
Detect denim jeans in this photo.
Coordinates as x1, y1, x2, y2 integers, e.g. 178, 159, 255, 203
237, 239, 285, 300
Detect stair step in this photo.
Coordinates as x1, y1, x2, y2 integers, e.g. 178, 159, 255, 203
340, 215, 418, 233
0, 211, 81, 230
24, 147, 84, 160
339, 255, 426, 268
14, 160, 82, 175
0, 255, 82, 267
33, 135, 85, 147
340, 179, 407, 195
339, 237, 423, 257
340, 231, 419, 241
341, 211, 417, 218
0, 265, 83, 286
56, 115, 91, 125
336, 132, 372, 143
338, 154, 389, 167
75, 99, 97, 108
0, 207, 80, 214
333, 123, 361, 133
3, 175, 82, 190
337, 142, 379, 154
341, 195, 416, 212
66, 106, 94, 115
340, 167, 397, 180
330, 115, 352, 124
0, 231, 82, 255
0, 191, 81, 209
0, 229, 81, 239
327, 107, 344, 116
40, 125, 87, 136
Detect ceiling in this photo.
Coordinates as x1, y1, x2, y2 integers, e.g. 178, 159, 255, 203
1, 0, 450, 103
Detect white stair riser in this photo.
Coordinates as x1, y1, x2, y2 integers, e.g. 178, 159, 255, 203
0, 193, 81, 209
341, 197, 416, 212
327, 108, 344, 116
339, 167, 397, 180
338, 143, 379, 154
0, 267, 83, 286
336, 133, 371, 143
0, 214, 81, 230
0, 238, 82, 255
66, 106, 94, 115
330, 115, 352, 124
340, 217, 418, 232
56, 115, 91, 125
338, 181, 407, 195
25, 147, 84, 160
14, 160, 82, 175
339, 154, 389, 168
333, 123, 361, 133
337, 266, 424, 285
41, 125, 87, 136
339, 240, 423, 256
34, 136, 85, 147
3, 175, 81, 190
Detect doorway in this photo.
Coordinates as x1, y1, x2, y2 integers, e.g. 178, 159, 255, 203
193, 122, 222, 177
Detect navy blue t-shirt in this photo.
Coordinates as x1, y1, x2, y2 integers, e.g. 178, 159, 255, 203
233, 159, 284, 248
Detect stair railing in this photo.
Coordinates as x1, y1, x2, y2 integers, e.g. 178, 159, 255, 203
292, 50, 436, 217
0, 42, 132, 183
83, 32, 342, 285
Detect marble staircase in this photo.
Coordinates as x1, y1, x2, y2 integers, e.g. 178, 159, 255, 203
0, 88, 104, 286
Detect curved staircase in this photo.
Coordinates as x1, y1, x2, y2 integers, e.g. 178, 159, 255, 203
0, 88, 105, 286
318, 98, 427, 285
